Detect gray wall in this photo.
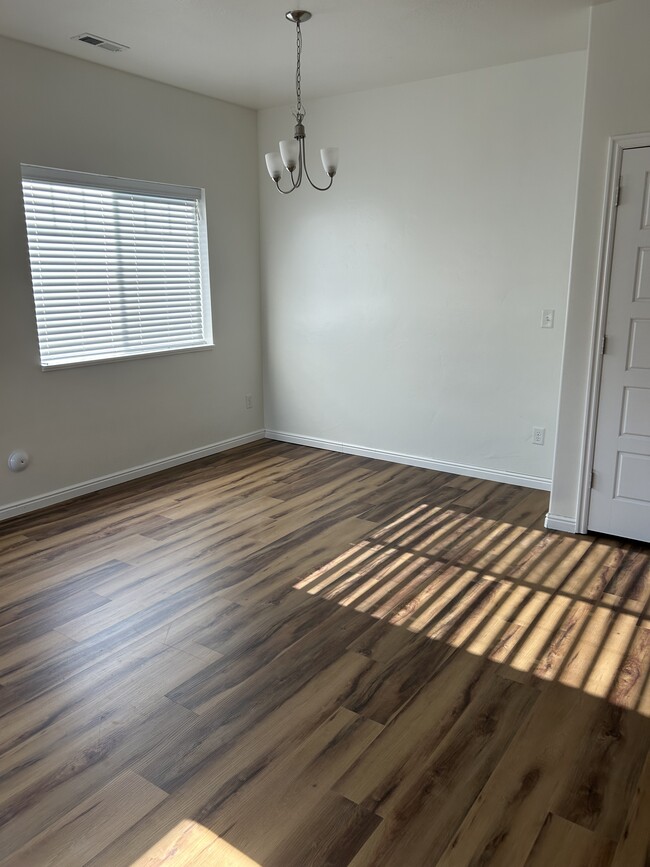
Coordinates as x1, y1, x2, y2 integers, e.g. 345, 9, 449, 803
0, 37, 263, 516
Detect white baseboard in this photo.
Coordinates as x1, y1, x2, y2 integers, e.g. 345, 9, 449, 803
2, 427, 556, 523
0, 430, 265, 522
265, 430, 552, 491
544, 513, 578, 534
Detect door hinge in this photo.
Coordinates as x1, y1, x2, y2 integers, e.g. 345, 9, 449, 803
614, 178, 622, 207
600, 334, 608, 355
591, 469, 596, 489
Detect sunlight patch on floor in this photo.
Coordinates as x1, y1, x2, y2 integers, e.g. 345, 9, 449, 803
131, 819, 260, 866
294, 504, 650, 715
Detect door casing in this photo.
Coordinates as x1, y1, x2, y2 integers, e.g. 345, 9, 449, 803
576, 132, 650, 534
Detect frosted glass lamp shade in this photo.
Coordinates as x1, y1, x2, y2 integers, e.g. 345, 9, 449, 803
320, 147, 339, 177
265, 152, 284, 181
279, 139, 299, 172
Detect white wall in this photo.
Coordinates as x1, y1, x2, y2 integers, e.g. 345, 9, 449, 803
259, 52, 587, 487
550, 0, 650, 526
0, 37, 263, 516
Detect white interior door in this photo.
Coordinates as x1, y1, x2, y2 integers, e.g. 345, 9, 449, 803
589, 146, 650, 543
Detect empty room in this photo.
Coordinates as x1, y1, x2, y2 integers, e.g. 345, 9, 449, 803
0, 0, 649, 864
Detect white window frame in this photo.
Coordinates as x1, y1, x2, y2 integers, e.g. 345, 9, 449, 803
21, 164, 214, 370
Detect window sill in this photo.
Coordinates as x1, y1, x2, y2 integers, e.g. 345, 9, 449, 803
40, 343, 215, 371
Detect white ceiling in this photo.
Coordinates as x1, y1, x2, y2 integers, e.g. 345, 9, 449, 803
0, 0, 604, 110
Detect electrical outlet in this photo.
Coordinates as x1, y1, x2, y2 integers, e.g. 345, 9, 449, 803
245, 394, 253, 410
532, 426, 545, 445
541, 309, 555, 329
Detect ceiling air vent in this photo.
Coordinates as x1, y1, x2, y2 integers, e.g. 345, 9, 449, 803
72, 33, 130, 52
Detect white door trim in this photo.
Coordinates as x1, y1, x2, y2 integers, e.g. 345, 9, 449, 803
576, 132, 650, 534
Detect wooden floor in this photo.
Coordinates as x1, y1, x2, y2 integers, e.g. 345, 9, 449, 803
0, 440, 648, 866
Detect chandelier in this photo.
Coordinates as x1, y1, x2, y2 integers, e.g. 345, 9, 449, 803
264, 10, 339, 194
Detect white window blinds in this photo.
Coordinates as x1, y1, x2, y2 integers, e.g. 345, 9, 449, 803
21, 165, 213, 368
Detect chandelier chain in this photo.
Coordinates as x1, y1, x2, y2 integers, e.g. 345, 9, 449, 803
295, 22, 303, 120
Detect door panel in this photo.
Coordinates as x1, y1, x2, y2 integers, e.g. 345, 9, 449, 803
621, 386, 650, 436
633, 247, 650, 299
628, 319, 650, 368
589, 146, 650, 542
615, 452, 650, 501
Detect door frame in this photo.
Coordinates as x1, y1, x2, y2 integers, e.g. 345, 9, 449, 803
576, 132, 650, 534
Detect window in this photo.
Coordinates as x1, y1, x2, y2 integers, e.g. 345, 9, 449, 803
21, 165, 213, 368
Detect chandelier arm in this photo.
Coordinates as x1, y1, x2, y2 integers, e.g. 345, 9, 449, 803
297, 143, 304, 186
274, 181, 296, 195
274, 170, 300, 194
301, 137, 334, 191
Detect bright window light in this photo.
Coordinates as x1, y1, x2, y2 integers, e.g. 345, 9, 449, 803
20, 164, 213, 368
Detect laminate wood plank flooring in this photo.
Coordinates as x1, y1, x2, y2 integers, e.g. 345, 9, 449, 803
0, 439, 648, 866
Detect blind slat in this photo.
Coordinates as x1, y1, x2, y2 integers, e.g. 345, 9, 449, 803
37, 328, 205, 346
36, 315, 204, 329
